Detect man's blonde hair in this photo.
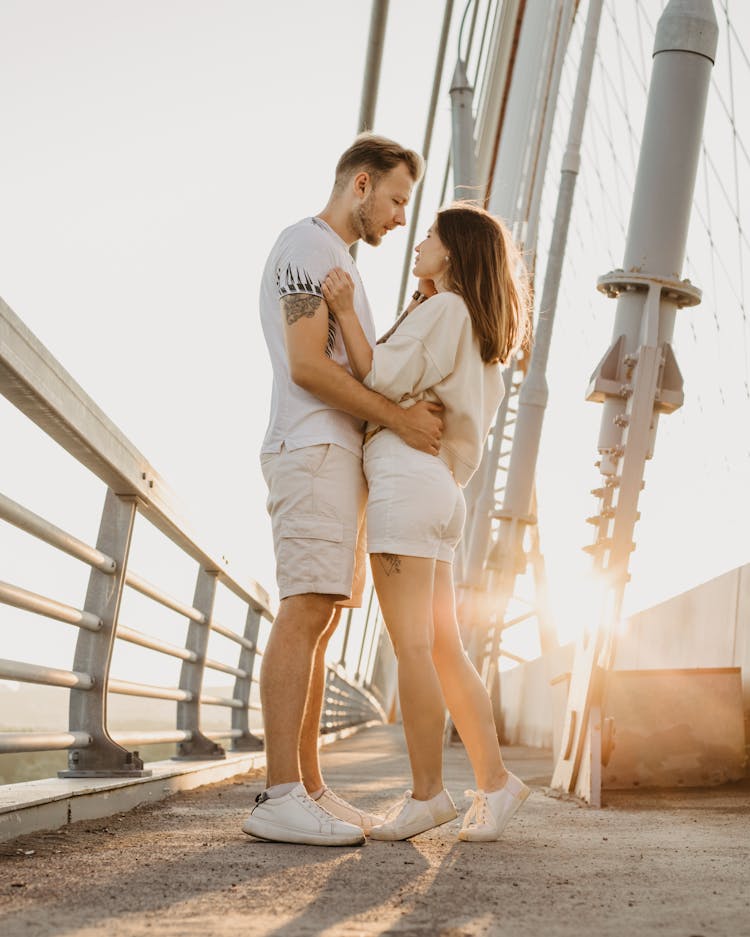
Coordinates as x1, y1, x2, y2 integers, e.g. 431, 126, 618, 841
333, 133, 424, 192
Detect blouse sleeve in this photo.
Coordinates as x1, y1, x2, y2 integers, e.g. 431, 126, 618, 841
363, 294, 465, 401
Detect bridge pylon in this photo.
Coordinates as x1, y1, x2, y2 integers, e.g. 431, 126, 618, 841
455, 0, 598, 731
551, 0, 719, 804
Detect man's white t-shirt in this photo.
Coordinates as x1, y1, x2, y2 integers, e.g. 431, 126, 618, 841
260, 217, 376, 457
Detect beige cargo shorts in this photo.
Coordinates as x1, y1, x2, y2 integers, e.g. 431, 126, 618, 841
260, 443, 367, 607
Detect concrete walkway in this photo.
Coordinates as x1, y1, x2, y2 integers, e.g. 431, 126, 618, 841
1, 724, 748, 937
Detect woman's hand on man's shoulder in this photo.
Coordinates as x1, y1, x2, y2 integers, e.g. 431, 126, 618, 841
322, 267, 356, 318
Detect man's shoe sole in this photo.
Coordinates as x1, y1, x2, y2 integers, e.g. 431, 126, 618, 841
242, 818, 365, 846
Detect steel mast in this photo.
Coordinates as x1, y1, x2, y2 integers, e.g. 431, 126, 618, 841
458, 0, 578, 699
552, 0, 719, 804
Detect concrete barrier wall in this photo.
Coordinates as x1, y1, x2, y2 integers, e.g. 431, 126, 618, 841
499, 563, 750, 748
614, 565, 750, 711
499, 643, 574, 749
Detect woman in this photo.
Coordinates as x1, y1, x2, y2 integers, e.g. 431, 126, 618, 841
321, 202, 531, 842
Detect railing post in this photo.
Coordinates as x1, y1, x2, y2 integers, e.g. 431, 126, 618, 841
175, 568, 225, 759
355, 588, 375, 682
338, 608, 353, 668
231, 605, 264, 751
60, 490, 149, 777
362, 611, 382, 688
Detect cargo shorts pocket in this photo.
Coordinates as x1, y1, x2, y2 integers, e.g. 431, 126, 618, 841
279, 515, 344, 543
278, 514, 346, 587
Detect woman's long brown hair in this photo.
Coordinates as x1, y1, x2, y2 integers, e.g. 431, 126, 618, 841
435, 202, 530, 364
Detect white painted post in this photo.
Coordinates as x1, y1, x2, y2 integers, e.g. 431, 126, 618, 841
460, 0, 575, 588
449, 56, 476, 199
396, 0, 455, 311
460, 0, 590, 713
358, 0, 389, 133
497, 0, 604, 573
351, 0, 390, 262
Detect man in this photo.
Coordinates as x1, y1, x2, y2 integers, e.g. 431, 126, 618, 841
242, 134, 443, 846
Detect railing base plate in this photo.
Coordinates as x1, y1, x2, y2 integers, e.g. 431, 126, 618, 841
58, 769, 153, 779
1, 722, 379, 843
231, 735, 264, 752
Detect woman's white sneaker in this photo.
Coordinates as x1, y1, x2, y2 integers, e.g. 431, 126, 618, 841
369, 789, 457, 841
315, 787, 384, 835
458, 772, 530, 842
242, 782, 365, 846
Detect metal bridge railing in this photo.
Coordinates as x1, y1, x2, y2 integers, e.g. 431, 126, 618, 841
0, 296, 385, 780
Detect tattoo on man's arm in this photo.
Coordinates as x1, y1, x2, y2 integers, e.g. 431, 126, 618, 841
282, 294, 323, 326
377, 553, 402, 576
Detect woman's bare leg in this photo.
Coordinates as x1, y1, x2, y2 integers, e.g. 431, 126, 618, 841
371, 552, 446, 801
431, 560, 508, 792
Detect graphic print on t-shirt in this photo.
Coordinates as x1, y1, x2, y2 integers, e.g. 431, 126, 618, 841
276, 262, 336, 359
277, 262, 323, 298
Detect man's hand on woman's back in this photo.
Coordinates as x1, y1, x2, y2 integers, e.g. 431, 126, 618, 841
395, 400, 444, 455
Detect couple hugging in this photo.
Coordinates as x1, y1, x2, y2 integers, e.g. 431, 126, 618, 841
243, 133, 531, 847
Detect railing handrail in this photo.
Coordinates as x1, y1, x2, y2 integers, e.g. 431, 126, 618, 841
0, 295, 271, 618
0, 294, 388, 778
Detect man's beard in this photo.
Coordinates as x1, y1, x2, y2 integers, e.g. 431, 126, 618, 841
352, 193, 382, 247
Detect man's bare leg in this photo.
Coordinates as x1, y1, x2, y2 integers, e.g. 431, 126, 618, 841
299, 607, 341, 792
259, 593, 336, 787
295, 605, 384, 833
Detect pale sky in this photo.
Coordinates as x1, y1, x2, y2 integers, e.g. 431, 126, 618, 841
1, 0, 748, 688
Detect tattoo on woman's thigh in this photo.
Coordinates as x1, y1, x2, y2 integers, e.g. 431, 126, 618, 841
377, 553, 402, 576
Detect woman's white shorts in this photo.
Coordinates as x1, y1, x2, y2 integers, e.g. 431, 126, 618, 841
364, 429, 466, 563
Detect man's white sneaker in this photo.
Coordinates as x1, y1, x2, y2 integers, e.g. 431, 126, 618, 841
458, 772, 530, 842
242, 782, 365, 846
315, 787, 384, 835
369, 789, 457, 841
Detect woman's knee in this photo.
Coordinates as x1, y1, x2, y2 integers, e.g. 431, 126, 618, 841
392, 634, 434, 663
432, 628, 466, 669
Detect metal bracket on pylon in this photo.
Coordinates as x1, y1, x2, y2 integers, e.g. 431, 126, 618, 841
552, 272, 702, 804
